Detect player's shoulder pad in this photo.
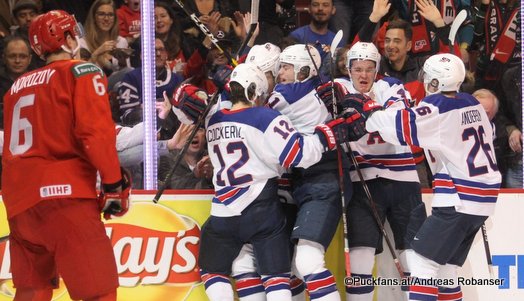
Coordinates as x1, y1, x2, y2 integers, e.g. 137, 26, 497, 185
422, 93, 478, 114
274, 78, 319, 104
71, 61, 104, 78
258, 106, 282, 119
257, 107, 285, 132
379, 76, 403, 87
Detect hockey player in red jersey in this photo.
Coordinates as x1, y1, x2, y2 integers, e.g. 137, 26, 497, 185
343, 53, 501, 301
2, 10, 130, 301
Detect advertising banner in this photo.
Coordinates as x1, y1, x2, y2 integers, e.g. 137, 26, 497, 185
0, 191, 521, 300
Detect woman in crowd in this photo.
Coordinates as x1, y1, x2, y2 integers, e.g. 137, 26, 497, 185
81, 0, 130, 74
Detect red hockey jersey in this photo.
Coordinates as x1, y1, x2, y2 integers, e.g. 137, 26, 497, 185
2, 60, 121, 218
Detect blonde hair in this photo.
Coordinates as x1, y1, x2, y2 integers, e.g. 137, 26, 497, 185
83, 0, 119, 51
472, 88, 499, 113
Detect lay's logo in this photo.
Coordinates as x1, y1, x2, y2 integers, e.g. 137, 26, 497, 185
106, 202, 201, 287
0, 202, 204, 300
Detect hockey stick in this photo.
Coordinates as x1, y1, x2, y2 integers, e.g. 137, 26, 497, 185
481, 223, 494, 278
153, 91, 221, 203
235, 0, 259, 58
174, 0, 238, 67
448, 9, 468, 55
327, 30, 352, 278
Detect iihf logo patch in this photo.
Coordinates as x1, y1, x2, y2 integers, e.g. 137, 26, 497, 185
40, 185, 72, 198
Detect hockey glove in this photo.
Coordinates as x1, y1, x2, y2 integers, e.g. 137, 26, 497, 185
341, 109, 368, 141
211, 65, 233, 92
339, 93, 383, 120
315, 116, 359, 151
316, 81, 348, 114
315, 123, 338, 151
98, 167, 132, 220
171, 84, 208, 125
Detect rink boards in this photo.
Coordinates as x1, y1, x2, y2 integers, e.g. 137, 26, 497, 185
0, 190, 521, 301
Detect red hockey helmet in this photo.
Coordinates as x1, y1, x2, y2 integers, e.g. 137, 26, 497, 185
29, 10, 80, 58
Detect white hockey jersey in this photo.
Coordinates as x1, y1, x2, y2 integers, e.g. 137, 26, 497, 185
206, 106, 326, 217
268, 78, 331, 135
337, 77, 420, 183
367, 92, 501, 216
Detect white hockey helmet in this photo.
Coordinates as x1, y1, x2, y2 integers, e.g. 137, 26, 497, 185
421, 53, 465, 95
279, 44, 321, 82
246, 43, 281, 78
346, 42, 381, 73
230, 63, 269, 103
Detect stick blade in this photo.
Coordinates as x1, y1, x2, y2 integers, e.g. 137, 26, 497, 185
330, 30, 344, 58
449, 9, 467, 46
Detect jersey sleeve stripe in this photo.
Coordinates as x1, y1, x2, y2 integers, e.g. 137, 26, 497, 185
279, 133, 304, 169
398, 110, 419, 146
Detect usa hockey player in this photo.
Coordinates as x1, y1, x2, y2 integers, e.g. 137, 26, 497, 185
344, 53, 501, 301
171, 63, 354, 301
317, 41, 426, 301
233, 42, 308, 301
268, 44, 348, 301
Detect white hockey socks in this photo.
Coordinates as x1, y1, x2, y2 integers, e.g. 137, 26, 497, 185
346, 247, 376, 301
261, 273, 292, 301
437, 264, 462, 301
201, 272, 234, 301
294, 240, 340, 301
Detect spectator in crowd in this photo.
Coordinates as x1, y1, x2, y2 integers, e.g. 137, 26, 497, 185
289, 0, 339, 61
389, 0, 473, 60
163, 124, 213, 190
10, 0, 39, 38
473, 88, 499, 121
179, 0, 241, 50
0, 36, 32, 125
472, 0, 520, 91
81, 0, 129, 74
118, 37, 182, 139
333, 47, 349, 78
472, 88, 507, 186
239, 0, 289, 46
0, 0, 13, 37
497, 65, 522, 188
357, 0, 459, 187
115, 99, 181, 189
168, 0, 242, 76
9, 0, 43, 69
329, 0, 373, 45
116, 0, 141, 44
155, 2, 186, 71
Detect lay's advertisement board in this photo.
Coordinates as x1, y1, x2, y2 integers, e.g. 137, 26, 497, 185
0, 191, 521, 300
0, 191, 212, 300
